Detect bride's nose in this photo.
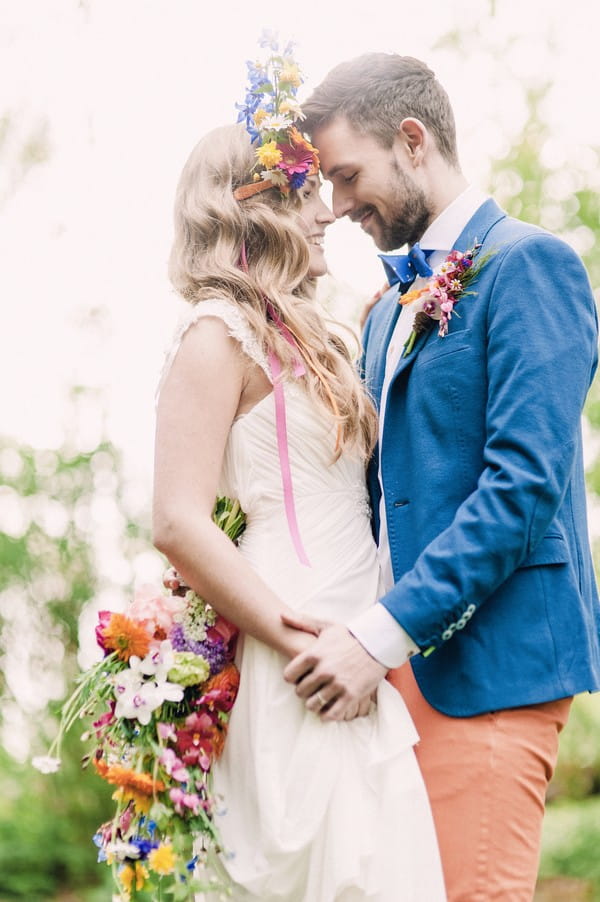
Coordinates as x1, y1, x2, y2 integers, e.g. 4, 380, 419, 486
316, 197, 335, 226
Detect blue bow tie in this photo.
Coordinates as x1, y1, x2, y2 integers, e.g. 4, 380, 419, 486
378, 243, 434, 289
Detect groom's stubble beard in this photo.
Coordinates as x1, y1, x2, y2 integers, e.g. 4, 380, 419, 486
376, 161, 434, 251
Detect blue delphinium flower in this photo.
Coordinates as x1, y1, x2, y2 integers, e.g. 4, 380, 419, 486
289, 170, 308, 189
259, 28, 279, 51
92, 832, 107, 862
130, 836, 159, 858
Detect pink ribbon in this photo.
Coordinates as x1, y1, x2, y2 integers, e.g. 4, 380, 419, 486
239, 244, 310, 567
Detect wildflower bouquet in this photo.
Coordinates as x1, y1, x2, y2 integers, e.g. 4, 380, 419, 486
33, 497, 246, 901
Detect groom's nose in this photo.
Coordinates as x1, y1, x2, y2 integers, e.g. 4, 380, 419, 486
332, 188, 354, 220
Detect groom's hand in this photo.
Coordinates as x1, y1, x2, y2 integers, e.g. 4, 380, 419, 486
283, 623, 387, 721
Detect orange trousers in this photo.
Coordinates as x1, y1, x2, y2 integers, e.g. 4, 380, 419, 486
388, 665, 572, 901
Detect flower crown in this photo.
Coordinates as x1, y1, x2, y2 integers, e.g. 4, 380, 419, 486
234, 31, 320, 200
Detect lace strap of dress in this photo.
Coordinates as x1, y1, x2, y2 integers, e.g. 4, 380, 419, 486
157, 298, 271, 397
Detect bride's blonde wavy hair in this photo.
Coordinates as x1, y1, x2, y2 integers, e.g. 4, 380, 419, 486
169, 123, 377, 459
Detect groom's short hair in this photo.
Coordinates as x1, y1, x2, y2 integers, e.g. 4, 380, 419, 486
303, 53, 459, 169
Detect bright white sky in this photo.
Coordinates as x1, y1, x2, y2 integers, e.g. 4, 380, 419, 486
1, 0, 599, 500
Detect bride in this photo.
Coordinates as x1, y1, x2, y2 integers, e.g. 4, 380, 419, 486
153, 41, 445, 902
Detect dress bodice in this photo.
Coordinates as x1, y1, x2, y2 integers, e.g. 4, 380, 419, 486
159, 299, 372, 615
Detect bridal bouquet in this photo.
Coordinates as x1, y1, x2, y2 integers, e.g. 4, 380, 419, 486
33, 497, 246, 901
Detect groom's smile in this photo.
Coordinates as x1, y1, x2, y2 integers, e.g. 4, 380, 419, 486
311, 114, 433, 251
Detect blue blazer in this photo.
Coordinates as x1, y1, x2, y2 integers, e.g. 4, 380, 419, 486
363, 198, 600, 716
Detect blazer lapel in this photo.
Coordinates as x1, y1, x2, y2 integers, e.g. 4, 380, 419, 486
388, 198, 507, 386
453, 197, 506, 254
366, 290, 403, 407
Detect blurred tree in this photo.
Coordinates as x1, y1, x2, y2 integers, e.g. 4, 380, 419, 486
0, 111, 50, 207
0, 406, 155, 900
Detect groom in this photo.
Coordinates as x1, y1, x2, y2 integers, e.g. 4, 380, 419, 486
284, 53, 600, 899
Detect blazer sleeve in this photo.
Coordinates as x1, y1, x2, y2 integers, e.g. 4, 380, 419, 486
380, 232, 599, 650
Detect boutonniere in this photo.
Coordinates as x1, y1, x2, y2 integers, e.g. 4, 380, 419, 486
400, 243, 488, 357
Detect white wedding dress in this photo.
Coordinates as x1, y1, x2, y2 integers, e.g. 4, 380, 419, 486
161, 299, 446, 902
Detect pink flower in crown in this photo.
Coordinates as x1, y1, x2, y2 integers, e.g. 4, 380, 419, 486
128, 584, 186, 641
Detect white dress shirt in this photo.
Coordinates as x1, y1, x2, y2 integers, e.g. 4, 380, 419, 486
349, 185, 489, 668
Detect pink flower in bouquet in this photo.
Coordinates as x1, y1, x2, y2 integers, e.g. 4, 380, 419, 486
169, 787, 204, 816
128, 584, 186, 640
207, 614, 238, 645
174, 712, 219, 770
92, 703, 115, 736
159, 748, 190, 783
95, 610, 113, 652
157, 722, 177, 743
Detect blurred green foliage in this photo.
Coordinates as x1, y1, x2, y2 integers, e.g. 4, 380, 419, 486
0, 433, 153, 900
550, 694, 600, 802
0, 736, 113, 900
538, 796, 600, 900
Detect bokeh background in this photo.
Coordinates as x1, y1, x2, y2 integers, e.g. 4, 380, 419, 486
1, 1, 599, 899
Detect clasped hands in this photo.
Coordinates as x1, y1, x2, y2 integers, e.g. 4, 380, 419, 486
163, 567, 386, 722
281, 613, 388, 722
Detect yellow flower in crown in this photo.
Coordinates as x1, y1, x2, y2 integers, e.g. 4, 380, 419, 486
279, 98, 302, 117
281, 60, 302, 87
253, 108, 268, 127
256, 140, 283, 168
234, 31, 319, 199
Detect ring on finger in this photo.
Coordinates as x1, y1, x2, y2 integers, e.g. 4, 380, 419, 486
315, 690, 327, 709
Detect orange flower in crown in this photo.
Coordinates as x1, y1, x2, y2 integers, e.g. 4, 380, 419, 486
234, 31, 319, 200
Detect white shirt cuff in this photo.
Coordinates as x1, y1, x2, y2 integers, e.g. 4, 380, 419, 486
347, 602, 420, 669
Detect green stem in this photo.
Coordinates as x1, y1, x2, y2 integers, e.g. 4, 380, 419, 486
402, 330, 417, 358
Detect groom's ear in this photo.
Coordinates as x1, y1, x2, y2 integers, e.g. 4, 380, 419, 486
396, 118, 427, 166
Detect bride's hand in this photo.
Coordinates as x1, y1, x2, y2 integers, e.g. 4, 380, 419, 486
281, 612, 338, 661
284, 626, 320, 658
342, 693, 376, 720
280, 611, 331, 637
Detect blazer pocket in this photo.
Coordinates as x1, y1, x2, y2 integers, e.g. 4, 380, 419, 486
417, 328, 475, 365
518, 535, 568, 568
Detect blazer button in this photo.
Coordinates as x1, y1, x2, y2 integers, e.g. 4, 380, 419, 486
442, 625, 456, 641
